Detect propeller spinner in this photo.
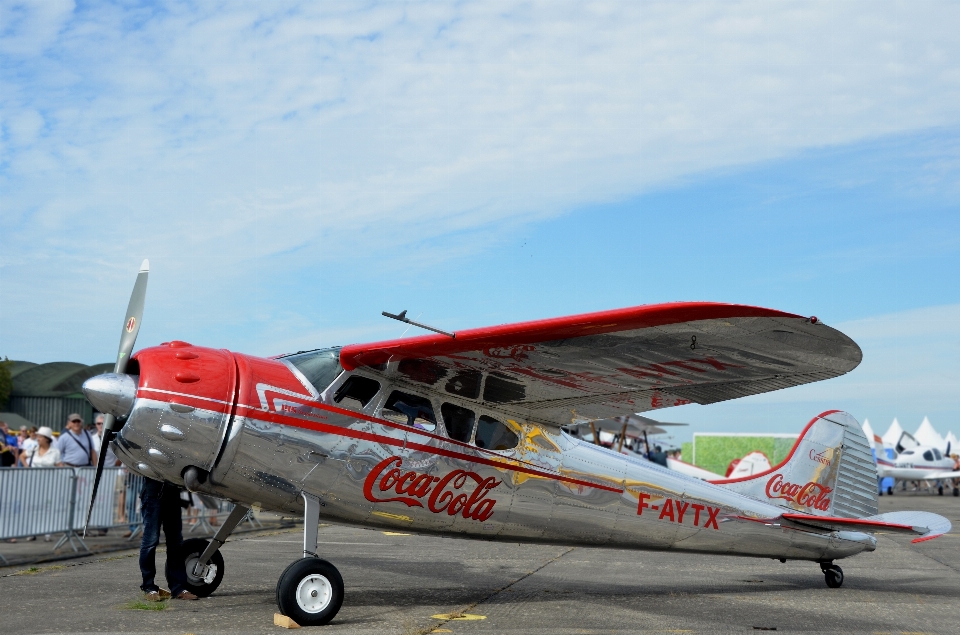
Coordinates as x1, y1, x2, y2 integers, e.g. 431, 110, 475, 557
81, 259, 149, 536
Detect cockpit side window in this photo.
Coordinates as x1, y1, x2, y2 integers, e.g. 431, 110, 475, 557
284, 348, 343, 394
333, 375, 381, 410
441, 403, 476, 443
923, 450, 934, 461
381, 391, 437, 432
933, 448, 943, 461
475, 415, 519, 451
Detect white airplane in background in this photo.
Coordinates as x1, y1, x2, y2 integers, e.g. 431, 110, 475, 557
876, 431, 960, 496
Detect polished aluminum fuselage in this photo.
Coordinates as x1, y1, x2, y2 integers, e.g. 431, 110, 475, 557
113, 352, 876, 564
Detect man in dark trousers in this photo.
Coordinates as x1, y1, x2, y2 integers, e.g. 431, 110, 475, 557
139, 478, 198, 601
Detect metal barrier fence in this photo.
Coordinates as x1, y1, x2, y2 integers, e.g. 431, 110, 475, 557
0, 467, 255, 565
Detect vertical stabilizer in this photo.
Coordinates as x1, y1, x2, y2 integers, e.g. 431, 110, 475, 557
712, 411, 878, 518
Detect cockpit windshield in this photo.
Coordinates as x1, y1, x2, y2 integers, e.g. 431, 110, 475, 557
282, 347, 343, 394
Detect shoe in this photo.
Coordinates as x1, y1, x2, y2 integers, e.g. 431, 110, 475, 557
158, 588, 172, 599
122, 530, 132, 538
26, 536, 36, 541
143, 591, 162, 602
43, 534, 52, 542
174, 591, 199, 600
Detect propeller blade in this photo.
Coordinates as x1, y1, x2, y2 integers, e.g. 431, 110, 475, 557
84, 259, 149, 536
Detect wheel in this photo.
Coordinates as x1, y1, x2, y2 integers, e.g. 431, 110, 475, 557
938, 485, 944, 496
953, 487, 959, 497
170, 537, 225, 597
887, 486, 894, 495
276, 557, 344, 626
824, 565, 843, 589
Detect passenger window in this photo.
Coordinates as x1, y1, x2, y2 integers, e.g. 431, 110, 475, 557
445, 369, 482, 399
933, 448, 943, 461
381, 391, 437, 432
475, 415, 519, 451
441, 403, 476, 443
333, 375, 381, 410
923, 450, 934, 461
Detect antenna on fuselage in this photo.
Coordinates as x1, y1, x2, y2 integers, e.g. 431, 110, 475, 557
382, 309, 456, 339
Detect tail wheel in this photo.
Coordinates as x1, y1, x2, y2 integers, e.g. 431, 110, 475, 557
276, 558, 344, 627
172, 537, 225, 597
823, 564, 844, 589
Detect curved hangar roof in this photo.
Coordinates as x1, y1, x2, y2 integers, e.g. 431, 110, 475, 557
11, 361, 113, 398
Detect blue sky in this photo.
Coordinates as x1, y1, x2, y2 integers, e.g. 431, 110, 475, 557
2, 1, 960, 442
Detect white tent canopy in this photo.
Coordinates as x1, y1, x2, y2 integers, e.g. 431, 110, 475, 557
862, 419, 877, 449
882, 418, 904, 449
914, 417, 946, 450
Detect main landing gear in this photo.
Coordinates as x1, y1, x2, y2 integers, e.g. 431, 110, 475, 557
820, 562, 844, 588
275, 493, 344, 627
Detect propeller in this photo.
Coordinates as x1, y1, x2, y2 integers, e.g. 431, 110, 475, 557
83, 259, 149, 536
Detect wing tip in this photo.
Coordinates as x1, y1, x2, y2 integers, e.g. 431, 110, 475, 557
140, 259, 150, 272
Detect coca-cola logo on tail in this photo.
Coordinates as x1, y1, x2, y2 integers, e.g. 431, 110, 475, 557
363, 456, 501, 522
765, 473, 832, 511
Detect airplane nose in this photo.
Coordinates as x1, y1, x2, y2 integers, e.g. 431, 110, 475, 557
83, 373, 139, 420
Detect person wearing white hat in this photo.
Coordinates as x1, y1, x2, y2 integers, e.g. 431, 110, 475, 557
29, 428, 60, 468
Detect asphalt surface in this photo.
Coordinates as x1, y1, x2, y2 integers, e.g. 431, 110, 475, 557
2, 492, 959, 635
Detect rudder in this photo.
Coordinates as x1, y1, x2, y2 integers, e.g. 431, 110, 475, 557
711, 410, 878, 518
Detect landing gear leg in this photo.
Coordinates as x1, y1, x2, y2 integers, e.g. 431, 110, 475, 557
275, 492, 344, 627
820, 562, 844, 588
180, 503, 250, 597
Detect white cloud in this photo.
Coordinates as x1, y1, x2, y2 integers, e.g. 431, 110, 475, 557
3, 1, 960, 361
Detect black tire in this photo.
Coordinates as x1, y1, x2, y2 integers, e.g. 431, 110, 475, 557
939, 485, 944, 496
953, 487, 959, 497
887, 486, 894, 495
169, 537, 225, 597
276, 558, 344, 626
824, 565, 843, 589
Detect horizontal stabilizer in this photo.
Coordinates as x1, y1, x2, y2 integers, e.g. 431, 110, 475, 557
781, 510, 951, 543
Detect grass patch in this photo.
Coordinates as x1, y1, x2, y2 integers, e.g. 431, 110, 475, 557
123, 599, 169, 611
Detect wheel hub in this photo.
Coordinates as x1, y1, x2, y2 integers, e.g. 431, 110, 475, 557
296, 574, 332, 613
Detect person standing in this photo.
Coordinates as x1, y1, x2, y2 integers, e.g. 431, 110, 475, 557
18, 427, 38, 468
92, 414, 121, 467
55, 414, 97, 467
0, 420, 18, 467
29, 428, 61, 467
139, 478, 198, 601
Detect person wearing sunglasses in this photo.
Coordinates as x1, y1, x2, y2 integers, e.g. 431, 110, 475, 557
55, 414, 98, 467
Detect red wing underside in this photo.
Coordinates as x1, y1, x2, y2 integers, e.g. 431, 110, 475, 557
340, 302, 862, 427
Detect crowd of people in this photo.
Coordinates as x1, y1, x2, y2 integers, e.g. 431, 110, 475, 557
0, 412, 119, 468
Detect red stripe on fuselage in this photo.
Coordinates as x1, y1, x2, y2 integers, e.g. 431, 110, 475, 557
136, 387, 624, 495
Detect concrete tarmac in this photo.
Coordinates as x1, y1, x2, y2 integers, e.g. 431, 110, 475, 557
2, 492, 959, 635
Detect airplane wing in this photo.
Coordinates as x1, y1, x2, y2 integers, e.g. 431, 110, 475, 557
781, 511, 951, 543
921, 470, 960, 480
340, 302, 862, 427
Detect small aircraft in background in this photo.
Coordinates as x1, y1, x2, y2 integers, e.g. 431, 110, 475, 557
573, 414, 773, 481
876, 431, 960, 496
81, 262, 951, 627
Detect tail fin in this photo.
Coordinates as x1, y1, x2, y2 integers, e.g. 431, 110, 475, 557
712, 410, 878, 518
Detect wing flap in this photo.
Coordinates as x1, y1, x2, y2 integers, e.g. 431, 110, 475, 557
340, 303, 862, 426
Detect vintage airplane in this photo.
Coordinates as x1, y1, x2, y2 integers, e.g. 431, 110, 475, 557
878, 431, 960, 496
81, 262, 951, 627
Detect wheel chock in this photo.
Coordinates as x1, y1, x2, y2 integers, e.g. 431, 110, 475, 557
274, 613, 301, 629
